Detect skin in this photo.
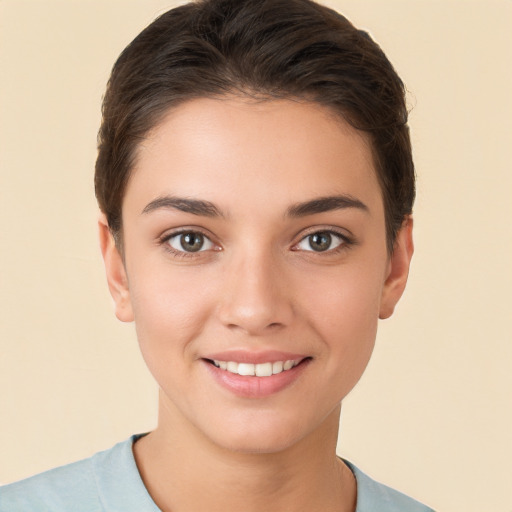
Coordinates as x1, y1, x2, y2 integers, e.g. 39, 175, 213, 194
99, 97, 413, 512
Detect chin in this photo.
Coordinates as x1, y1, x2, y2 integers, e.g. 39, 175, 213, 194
201, 408, 332, 456
215, 428, 304, 455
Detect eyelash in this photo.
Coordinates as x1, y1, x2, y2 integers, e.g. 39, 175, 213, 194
160, 229, 218, 259
292, 229, 354, 254
159, 228, 355, 259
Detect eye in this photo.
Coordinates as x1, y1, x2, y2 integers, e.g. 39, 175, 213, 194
167, 231, 214, 253
295, 231, 346, 252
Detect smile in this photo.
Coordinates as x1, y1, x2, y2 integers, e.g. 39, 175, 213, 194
211, 359, 301, 377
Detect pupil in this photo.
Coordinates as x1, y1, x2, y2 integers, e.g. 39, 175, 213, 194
181, 232, 204, 252
310, 232, 331, 252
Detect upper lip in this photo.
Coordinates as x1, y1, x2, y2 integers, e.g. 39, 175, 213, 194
202, 350, 309, 364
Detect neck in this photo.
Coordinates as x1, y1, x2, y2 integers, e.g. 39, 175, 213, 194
133, 395, 356, 512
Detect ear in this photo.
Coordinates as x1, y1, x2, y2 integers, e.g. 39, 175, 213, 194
379, 216, 414, 319
98, 213, 134, 322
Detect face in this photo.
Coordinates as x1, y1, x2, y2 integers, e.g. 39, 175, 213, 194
100, 97, 413, 454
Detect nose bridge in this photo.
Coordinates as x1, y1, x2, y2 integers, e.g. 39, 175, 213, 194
217, 244, 292, 334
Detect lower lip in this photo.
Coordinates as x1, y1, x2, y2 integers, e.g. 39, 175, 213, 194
203, 359, 310, 398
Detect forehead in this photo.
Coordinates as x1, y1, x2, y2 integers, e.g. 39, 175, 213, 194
125, 97, 382, 217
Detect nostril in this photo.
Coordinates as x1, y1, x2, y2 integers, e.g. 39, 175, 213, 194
216, 283, 294, 335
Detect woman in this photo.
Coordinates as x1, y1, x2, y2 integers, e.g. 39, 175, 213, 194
1, 0, 433, 510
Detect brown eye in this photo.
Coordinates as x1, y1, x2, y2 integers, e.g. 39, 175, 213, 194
308, 232, 332, 252
295, 231, 345, 252
168, 231, 213, 253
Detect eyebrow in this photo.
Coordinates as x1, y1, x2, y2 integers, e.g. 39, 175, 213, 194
286, 195, 369, 217
141, 194, 368, 218
142, 196, 224, 217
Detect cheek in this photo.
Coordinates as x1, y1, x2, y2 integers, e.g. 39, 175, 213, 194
301, 264, 384, 387
127, 264, 215, 366
303, 258, 384, 332
321, 282, 380, 346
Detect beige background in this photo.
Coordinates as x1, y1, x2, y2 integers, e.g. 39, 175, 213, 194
1, 1, 511, 510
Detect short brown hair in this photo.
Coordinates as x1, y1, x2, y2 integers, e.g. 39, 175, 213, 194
95, 0, 415, 252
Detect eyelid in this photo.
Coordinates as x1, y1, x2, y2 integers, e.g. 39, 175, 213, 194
291, 227, 354, 252
168, 232, 214, 252
159, 227, 221, 254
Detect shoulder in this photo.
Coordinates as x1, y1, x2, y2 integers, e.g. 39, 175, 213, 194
0, 455, 99, 512
0, 436, 150, 512
344, 460, 436, 512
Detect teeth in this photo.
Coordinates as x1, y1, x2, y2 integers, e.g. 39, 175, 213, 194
283, 360, 294, 371
255, 362, 272, 377
212, 359, 300, 377
238, 363, 255, 376
227, 361, 238, 373
272, 361, 283, 374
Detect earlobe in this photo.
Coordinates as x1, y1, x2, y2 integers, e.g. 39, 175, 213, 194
98, 214, 134, 322
379, 216, 414, 320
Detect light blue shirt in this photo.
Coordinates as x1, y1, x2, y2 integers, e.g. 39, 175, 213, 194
0, 436, 435, 511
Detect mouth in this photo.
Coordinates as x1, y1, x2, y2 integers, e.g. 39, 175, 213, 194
201, 351, 312, 397
205, 358, 306, 377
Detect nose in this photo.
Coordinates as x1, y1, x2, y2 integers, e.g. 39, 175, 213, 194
217, 249, 294, 336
